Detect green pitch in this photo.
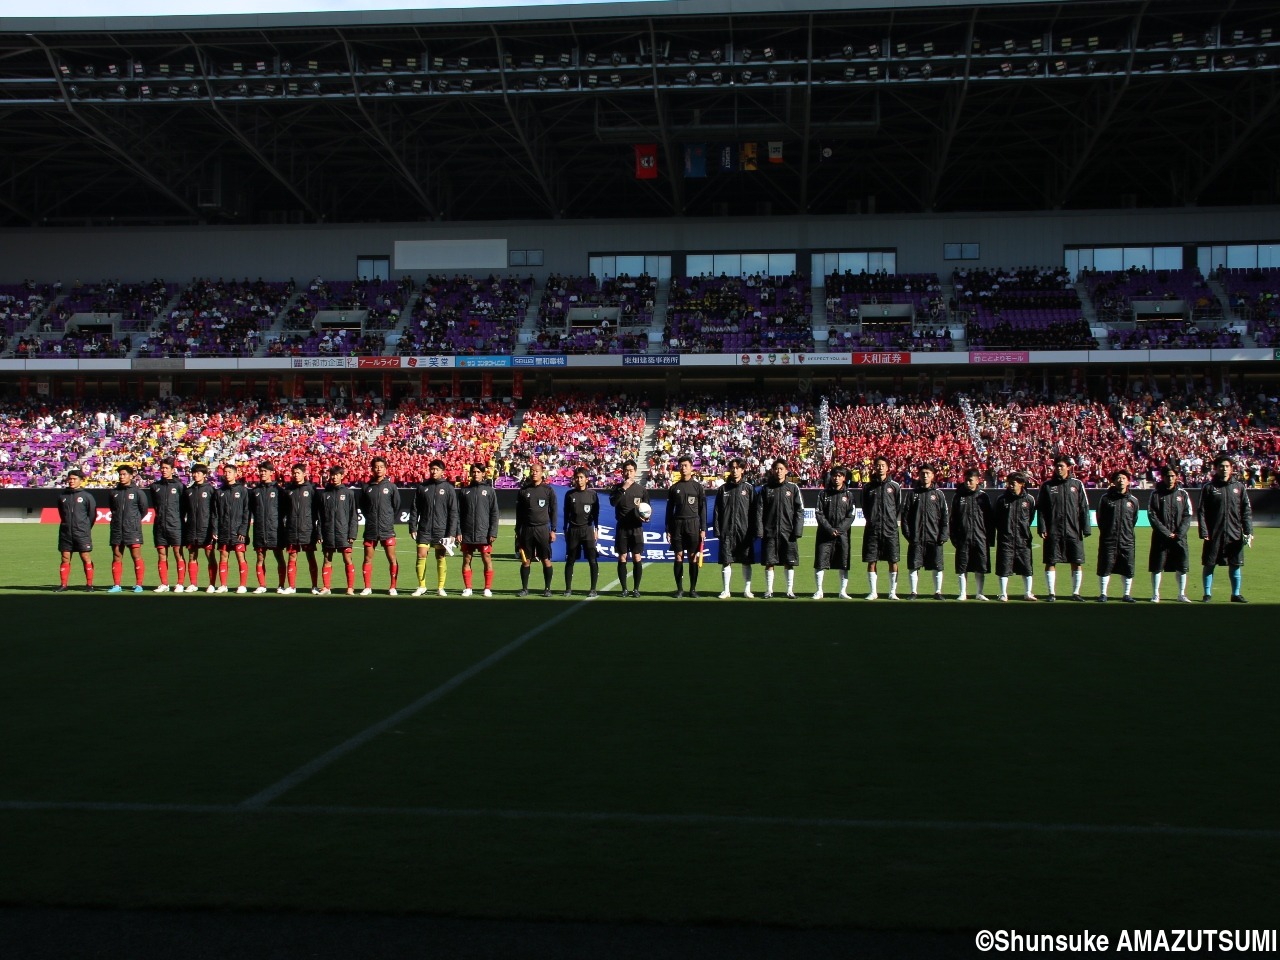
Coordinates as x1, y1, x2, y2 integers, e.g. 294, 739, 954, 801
0, 524, 1277, 933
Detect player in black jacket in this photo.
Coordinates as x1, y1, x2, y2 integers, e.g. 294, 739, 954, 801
949, 468, 994, 601
282, 463, 322, 594
1198, 453, 1254, 603
902, 463, 950, 600
713, 458, 756, 599
56, 469, 96, 592
994, 472, 1037, 602
361, 456, 400, 596
515, 460, 557, 597
1036, 455, 1091, 602
409, 459, 459, 597
562, 467, 600, 597
1095, 469, 1140, 602
149, 457, 185, 592
320, 465, 360, 595
610, 459, 650, 597
753, 458, 804, 598
107, 464, 148, 593
1146, 462, 1193, 603
213, 463, 251, 593
457, 463, 501, 597
812, 466, 854, 600
249, 462, 285, 594
861, 455, 904, 600
666, 456, 707, 598
183, 464, 217, 592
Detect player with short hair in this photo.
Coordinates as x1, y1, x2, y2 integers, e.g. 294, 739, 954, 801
994, 471, 1037, 602
409, 459, 459, 597
713, 458, 755, 599
812, 466, 854, 600
666, 455, 707, 598
212, 463, 251, 593
361, 456, 400, 596
320, 465, 359, 595
183, 463, 217, 592
754, 458, 804, 598
515, 460, 557, 597
950, 468, 994, 601
1095, 468, 1140, 602
107, 464, 148, 594
249, 462, 286, 594
562, 467, 601, 597
1147, 462, 1193, 603
1198, 453, 1253, 603
457, 463, 500, 597
282, 462, 322, 594
56, 469, 95, 592
861, 455, 904, 600
149, 457, 185, 592
902, 463, 950, 600
610, 459, 650, 597
1036, 454, 1090, 602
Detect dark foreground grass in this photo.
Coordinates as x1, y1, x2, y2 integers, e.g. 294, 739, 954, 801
0, 525, 1277, 932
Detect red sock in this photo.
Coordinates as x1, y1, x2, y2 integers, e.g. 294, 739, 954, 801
218, 561, 228, 587
484, 568, 494, 590
256, 564, 266, 588
158, 559, 169, 586
84, 561, 94, 587
322, 566, 332, 590
389, 562, 398, 589
363, 563, 372, 588
237, 558, 248, 584
59, 562, 70, 587
175, 557, 185, 586
287, 556, 297, 588
462, 567, 473, 589
134, 559, 145, 585
346, 563, 356, 587
188, 560, 199, 584
111, 561, 122, 586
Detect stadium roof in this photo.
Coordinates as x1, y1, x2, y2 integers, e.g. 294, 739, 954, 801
1, 0, 1278, 227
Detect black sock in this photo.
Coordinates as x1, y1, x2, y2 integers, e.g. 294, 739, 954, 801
520, 565, 530, 589
565, 560, 574, 591
617, 561, 627, 590
689, 563, 699, 590
633, 561, 643, 589
588, 560, 598, 590
543, 565, 553, 589
674, 560, 684, 588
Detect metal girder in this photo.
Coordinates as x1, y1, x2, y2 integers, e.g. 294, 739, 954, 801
648, 20, 683, 216
1188, 78, 1280, 202
30, 36, 200, 220
1053, 1, 1148, 207
188, 37, 324, 222
340, 34, 442, 220
923, 8, 976, 211
492, 29, 565, 218
798, 15, 814, 214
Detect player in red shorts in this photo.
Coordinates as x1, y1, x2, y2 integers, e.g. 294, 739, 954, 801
361, 456, 400, 596
457, 463, 500, 597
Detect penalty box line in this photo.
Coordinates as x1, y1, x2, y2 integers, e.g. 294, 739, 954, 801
2, 799, 1279, 841
238, 578, 623, 810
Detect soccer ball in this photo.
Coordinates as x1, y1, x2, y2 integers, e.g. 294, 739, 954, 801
636, 502, 653, 521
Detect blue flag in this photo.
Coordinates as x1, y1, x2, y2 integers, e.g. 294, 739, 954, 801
683, 143, 707, 178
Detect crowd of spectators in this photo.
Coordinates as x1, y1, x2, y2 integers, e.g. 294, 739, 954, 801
825, 271, 945, 324
1107, 321, 1241, 351
265, 329, 386, 358
826, 391, 978, 487
1083, 266, 1221, 324
953, 266, 1096, 350
55, 279, 176, 332
13, 331, 132, 359
1221, 267, 1280, 348
538, 274, 656, 329
399, 274, 531, 356
665, 274, 813, 353
826, 327, 954, 353
0, 282, 53, 339
969, 395, 1133, 486
379, 396, 514, 481
140, 277, 293, 358
501, 393, 647, 487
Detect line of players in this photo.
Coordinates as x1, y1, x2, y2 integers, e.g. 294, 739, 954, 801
55, 450, 1254, 602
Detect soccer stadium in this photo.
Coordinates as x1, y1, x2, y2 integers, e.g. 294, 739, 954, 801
2, 0, 1279, 955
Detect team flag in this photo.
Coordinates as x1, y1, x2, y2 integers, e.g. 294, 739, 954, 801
634, 144, 658, 179
683, 143, 707, 178
740, 142, 758, 171
768, 141, 784, 164
717, 143, 736, 172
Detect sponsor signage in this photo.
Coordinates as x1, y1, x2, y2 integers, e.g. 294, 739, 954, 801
622, 354, 680, 366
738, 353, 804, 366
853, 351, 911, 366
457, 356, 513, 368
969, 351, 1030, 364
290, 357, 358, 368
1275, 349, 1280, 361
356, 356, 400, 369
512, 355, 568, 367
403, 355, 455, 368
798, 352, 852, 365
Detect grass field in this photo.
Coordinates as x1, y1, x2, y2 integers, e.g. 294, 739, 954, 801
1, 523, 1277, 938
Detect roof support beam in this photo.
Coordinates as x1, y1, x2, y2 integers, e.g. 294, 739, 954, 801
1188, 79, 1280, 202
492, 29, 565, 218
648, 20, 683, 216
924, 8, 976, 211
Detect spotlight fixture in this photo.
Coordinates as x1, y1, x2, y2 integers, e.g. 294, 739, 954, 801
920, 63, 932, 78
612, 51, 624, 66
762, 47, 775, 61
139, 84, 151, 96
306, 61, 318, 72
263, 83, 276, 94
741, 48, 753, 62
168, 84, 180, 95
1087, 36, 1099, 49
868, 42, 880, 57
896, 42, 907, 55
1053, 59, 1067, 73
559, 73, 571, 88
585, 52, 598, 65
559, 52, 571, 66
537, 74, 548, 88
190, 83, 200, 95
867, 65, 879, 78
411, 78, 423, 91
1171, 32, 1184, 45
923, 42, 934, 55
688, 50, 700, 63
843, 66, 856, 80
236, 82, 248, 94
1169, 55, 1181, 69
1027, 60, 1039, 74
765, 67, 778, 82
1085, 58, 1097, 73
116, 83, 127, 96
1262, 28, 1273, 41
438, 78, 450, 92
711, 70, 723, 84
1003, 39, 1015, 52
741, 70, 753, 83
108, 64, 119, 76
461, 78, 474, 90
686, 70, 698, 84
281, 60, 291, 73
842, 44, 854, 58
1232, 29, 1244, 43
1222, 53, 1236, 67
1060, 37, 1073, 50
1000, 61, 1013, 75
83, 65, 95, 77
533, 53, 545, 67
231, 62, 242, 73
1255, 53, 1268, 66
897, 65, 908, 79
256, 61, 267, 72
381, 58, 393, 70
69, 84, 79, 96
610, 73, 622, 86
432, 56, 444, 70
710, 48, 723, 63
458, 58, 469, 70
586, 73, 598, 86
385, 79, 396, 91
1031, 38, 1043, 52
59, 64, 71, 77
311, 80, 321, 93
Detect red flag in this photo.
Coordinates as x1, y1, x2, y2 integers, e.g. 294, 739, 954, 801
634, 144, 658, 179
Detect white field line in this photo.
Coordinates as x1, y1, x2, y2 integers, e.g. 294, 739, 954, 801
238, 578, 622, 809
1, 798, 1278, 841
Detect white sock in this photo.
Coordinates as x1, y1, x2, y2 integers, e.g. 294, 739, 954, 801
1177, 573, 1187, 596
1046, 568, 1057, 595
999, 576, 1009, 597
839, 575, 848, 594
722, 566, 732, 592
909, 570, 919, 593
1099, 575, 1110, 596
976, 573, 985, 596
1024, 576, 1034, 596
868, 570, 878, 595
785, 569, 795, 593
815, 570, 825, 592
743, 565, 753, 590
766, 569, 775, 592
1072, 569, 1083, 595
957, 575, 967, 600
1151, 572, 1161, 597
1123, 578, 1132, 597
934, 570, 944, 593
889, 571, 898, 592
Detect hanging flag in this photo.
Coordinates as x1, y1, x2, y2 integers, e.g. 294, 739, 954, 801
768, 141, 784, 164
717, 143, 736, 173
634, 144, 658, 179
683, 143, 707, 178
740, 142, 758, 171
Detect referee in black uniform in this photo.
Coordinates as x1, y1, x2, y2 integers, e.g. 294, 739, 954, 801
665, 455, 707, 598
515, 460, 558, 597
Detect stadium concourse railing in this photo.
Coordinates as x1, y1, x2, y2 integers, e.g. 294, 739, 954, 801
5, 488, 1279, 526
